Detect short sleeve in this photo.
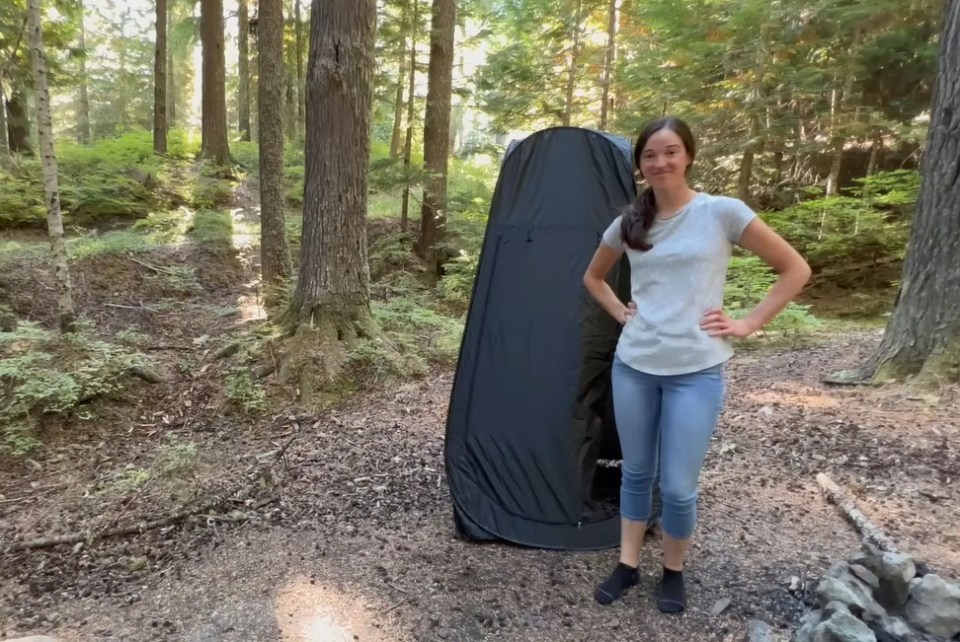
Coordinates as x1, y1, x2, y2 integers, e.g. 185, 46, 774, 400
717, 197, 757, 244
602, 215, 624, 250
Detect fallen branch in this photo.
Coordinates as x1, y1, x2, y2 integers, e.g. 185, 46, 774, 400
816, 472, 899, 553
130, 257, 178, 276
4, 427, 300, 554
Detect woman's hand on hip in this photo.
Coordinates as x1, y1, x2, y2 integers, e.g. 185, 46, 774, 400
700, 308, 756, 338
620, 301, 637, 325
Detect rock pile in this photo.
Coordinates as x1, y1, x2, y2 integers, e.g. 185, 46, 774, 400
795, 545, 960, 642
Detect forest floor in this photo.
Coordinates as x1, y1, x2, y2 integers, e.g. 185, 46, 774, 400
1, 195, 958, 642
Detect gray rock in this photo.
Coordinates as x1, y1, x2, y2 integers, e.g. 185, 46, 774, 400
849, 564, 880, 591
746, 619, 775, 642
812, 611, 878, 642
904, 573, 960, 639
796, 610, 825, 642
745, 620, 788, 642
872, 615, 924, 642
874, 553, 917, 610
817, 576, 886, 619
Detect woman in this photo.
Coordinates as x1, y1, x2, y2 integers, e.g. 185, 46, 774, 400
582, 116, 810, 613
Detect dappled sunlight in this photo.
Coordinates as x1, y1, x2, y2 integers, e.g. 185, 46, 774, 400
745, 389, 840, 409
274, 576, 398, 642
236, 291, 267, 323
229, 207, 257, 249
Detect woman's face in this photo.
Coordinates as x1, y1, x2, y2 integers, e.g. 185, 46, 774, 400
638, 128, 692, 190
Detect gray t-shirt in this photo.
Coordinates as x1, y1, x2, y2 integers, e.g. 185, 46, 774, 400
601, 192, 757, 376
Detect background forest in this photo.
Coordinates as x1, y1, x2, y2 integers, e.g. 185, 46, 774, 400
1, 1, 960, 641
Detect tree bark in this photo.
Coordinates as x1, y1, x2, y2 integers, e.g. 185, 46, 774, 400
77, 4, 91, 145
563, 0, 583, 127
294, 0, 304, 139
153, 0, 167, 154
0, 84, 8, 156
167, 46, 176, 126
389, 56, 405, 159
200, 0, 231, 165
599, 0, 619, 130
417, 0, 455, 277
6, 88, 31, 154
26, 0, 75, 333
846, 0, 960, 386
283, 0, 376, 345
238, 0, 251, 141
258, 0, 292, 300
400, 0, 418, 231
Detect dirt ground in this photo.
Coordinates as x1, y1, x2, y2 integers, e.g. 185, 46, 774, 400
1, 224, 958, 642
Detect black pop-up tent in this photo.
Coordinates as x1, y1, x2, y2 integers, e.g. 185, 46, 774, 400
444, 126, 647, 551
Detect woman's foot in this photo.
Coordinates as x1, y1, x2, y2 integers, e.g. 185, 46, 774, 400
594, 562, 639, 605
657, 566, 685, 613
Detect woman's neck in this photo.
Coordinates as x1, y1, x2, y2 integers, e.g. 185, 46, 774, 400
652, 186, 698, 218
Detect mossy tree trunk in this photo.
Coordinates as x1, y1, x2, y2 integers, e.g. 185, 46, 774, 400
26, 0, 75, 333
200, 0, 231, 165
417, 0, 456, 278
846, 0, 960, 387
153, 0, 167, 154
257, 0, 292, 301
280, 0, 378, 398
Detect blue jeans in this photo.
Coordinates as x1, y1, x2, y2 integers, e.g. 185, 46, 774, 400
611, 354, 726, 540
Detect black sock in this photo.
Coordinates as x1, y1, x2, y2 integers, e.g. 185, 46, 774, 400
657, 566, 685, 613
594, 562, 639, 605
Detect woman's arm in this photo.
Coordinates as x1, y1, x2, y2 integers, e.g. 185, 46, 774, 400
583, 243, 635, 325
702, 218, 811, 337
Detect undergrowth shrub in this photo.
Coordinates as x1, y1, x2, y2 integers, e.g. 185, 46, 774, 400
0, 318, 152, 456
0, 128, 226, 229
725, 256, 821, 336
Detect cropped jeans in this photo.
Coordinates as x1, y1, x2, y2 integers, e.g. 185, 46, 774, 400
611, 354, 726, 540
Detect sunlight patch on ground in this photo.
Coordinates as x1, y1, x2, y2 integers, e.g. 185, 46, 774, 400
236, 291, 267, 323
274, 576, 397, 642
746, 390, 840, 409
229, 207, 257, 248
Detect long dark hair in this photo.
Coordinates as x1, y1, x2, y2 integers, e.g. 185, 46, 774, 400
620, 116, 697, 250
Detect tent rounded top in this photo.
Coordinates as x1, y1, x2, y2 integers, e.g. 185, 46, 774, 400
503, 126, 635, 169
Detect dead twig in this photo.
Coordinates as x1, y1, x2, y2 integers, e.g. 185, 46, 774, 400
816, 472, 899, 553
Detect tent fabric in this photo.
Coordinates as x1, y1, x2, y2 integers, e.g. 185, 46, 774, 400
444, 126, 642, 550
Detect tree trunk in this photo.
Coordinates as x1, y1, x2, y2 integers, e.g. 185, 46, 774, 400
6, 88, 31, 154
200, 0, 231, 165
282, 0, 377, 363
846, 0, 960, 387
77, 4, 91, 145
238, 0, 251, 141
26, 0, 75, 333
285, 72, 297, 141
153, 0, 167, 154
563, 0, 583, 127
167, 44, 176, 126
294, 0, 304, 139
599, 0, 619, 130
258, 0, 292, 302
400, 0, 418, 231
417, 0, 455, 277
0, 84, 8, 156
389, 56, 405, 159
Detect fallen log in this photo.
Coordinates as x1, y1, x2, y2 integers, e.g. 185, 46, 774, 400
816, 472, 899, 553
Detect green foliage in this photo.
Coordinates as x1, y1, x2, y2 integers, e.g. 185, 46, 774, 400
0, 319, 152, 456
764, 172, 915, 272
224, 369, 268, 413
725, 256, 821, 335
0, 129, 213, 228
343, 297, 464, 387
